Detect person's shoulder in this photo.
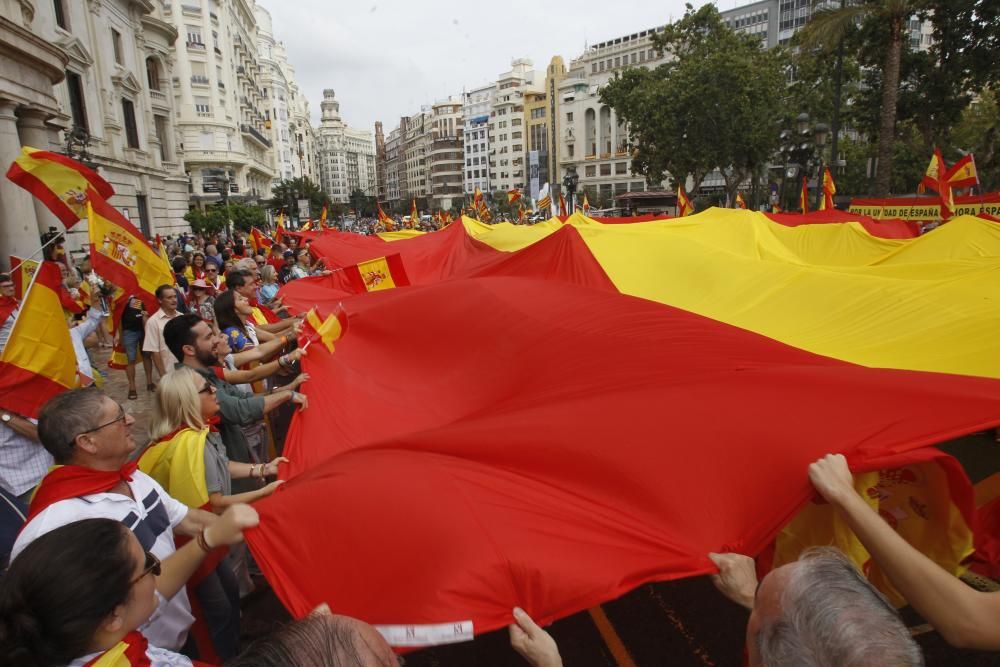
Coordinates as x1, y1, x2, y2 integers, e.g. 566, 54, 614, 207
12, 496, 116, 559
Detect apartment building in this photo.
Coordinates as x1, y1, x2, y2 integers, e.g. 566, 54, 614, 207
429, 98, 464, 211
488, 58, 543, 195
316, 89, 376, 204
462, 82, 493, 196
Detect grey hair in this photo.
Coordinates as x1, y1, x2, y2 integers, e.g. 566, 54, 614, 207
37, 387, 110, 464
758, 547, 923, 667
235, 257, 257, 272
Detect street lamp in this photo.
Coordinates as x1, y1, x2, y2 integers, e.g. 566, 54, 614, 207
777, 113, 830, 212
63, 126, 98, 170
562, 166, 579, 213
221, 171, 233, 240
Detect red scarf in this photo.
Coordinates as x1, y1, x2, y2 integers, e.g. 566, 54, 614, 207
249, 298, 281, 324
26, 461, 139, 524
0, 295, 18, 326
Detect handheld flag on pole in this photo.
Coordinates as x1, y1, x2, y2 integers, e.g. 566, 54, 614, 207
819, 166, 837, 211
87, 198, 174, 314
735, 192, 747, 210
298, 306, 348, 353
300, 220, 313, 232
558, 193, 567, 217
250, 228, 273, 254
922, 148, 947, 193
517, 203, 527, 222
945, 154, 979, 191
507, 188, 522, 204
677, 188, 694, 217
410, 199, 418, 228
0, 261, 78, 417
799, 176, 809, 214
5, 146, 115, 228
376, 203, 395, 231
9, 255, 39, 300
320, 204, 328, 228
582, 192, 590, 214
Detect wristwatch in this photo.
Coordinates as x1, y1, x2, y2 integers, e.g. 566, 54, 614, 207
1, 413, 11, 424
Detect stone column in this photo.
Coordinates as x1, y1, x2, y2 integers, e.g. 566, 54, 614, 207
0, 100, 41, 266
15, 108, 64, 236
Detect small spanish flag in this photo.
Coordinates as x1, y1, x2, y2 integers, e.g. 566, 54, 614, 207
320, 204, 329, 228
799, 176, 809, 213
300, 219, 313, 232
735, 192, 747, 209
0, 261, 78, 418
558, 193, 567, 217
582, 192, 590, 214
819, 166, 836, 211
507, 188, 522, 204
945, 153, 978, 190
410, 199, 419, 228
299, 306, 348, 353
9, 255, 39, 300
677, 188, 694, 217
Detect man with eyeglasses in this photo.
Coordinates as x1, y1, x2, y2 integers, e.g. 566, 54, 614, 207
11, 387, 258, 655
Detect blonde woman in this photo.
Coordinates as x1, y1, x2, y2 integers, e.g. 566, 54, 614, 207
144, 367, 287, 510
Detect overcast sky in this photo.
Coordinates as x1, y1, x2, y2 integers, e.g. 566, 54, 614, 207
262, 0, 729, 133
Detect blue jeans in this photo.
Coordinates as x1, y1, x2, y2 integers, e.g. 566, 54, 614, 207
193, 560, 241, 660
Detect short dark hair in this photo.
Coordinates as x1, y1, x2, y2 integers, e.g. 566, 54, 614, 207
37, 387, 109, 463
171, 256, 188, 273
213, 289, 246, 336
163, 313, 205, 362
0, 519, 134, 665
0, 273, 11, 283
154, 284, 175, 300
225, 270, 250, 290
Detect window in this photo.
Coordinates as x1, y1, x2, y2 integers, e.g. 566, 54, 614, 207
54, 0, 68, 30
122, 99, 139, 149
585, 165, 596, 177
614, 57, 621, 68
566, 144, 574, 158
599, 163, 611, 176
65, 71, 88, 132
631, 53, 637, 64
195, 96, 211, 116
615, 162, 628, 174
566, 112, 573, 122
146, 57, 160, 90
112, 29, 123, 65
186, 25, 203, 46
154, 115, 170, 161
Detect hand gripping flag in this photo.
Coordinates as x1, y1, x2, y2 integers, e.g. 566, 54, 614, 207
5, 147, 115, 228
819, 167, 837, 211
87, 198, 174, 314
945, 154, 979, 191
800, 176, 810, 214
507, 188, 522, 204
735, 192, 748, 210
0, 261, 78, 417
677, 187, 694, 217
298, 306, 348, 353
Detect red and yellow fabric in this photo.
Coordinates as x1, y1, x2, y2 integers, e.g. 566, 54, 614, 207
582, 192, 590, 214
677, 188, 693, 217
320, 204, 328, 228
376, 203, 395, 230
410, 199, 418, 228
945, 154, 979, 190
83, 630, 151, 666
341, 254, 410, 293
88, 198, 174, 314
518, 203, 527, 222
558, 193, 567, 217
298, 306, 347, 353
922, 148, 947, 193
799, 176, 809, 213
138, 427, 211, 509
300, 220, 313, 232
28, 461, 139, 523
735, 192, 747, 210
473, 186, 484, 208
507, 188, 522, 204
9, 255, 39, 300
5, 146, 114, 228
249, 227, 273, 254
0, 261, 78, 418
773, 447, 975, 606
246, 275, 1000, 641
819, 166, 836, 211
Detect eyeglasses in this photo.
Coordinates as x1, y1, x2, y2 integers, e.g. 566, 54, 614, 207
198, 383, 217, 394
130, 550, 161, 585
255, 261, 265, 266
72, 404, 128, 446
206, 268, 218, 273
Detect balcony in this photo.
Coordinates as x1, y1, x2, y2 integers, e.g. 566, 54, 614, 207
217, 81, 225, 91
190, 75, 209, 85
240, 123, 272, 148
186, 40, 205, 50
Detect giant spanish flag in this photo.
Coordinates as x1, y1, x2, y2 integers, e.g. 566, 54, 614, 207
0, 261, 78, 417
250, 275, 1000, 644
5, 146, 114, 227
87, 198, 174, 313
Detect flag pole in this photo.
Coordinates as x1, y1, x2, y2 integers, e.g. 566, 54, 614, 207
0, 252, 47, 357
14, 231, 64, 267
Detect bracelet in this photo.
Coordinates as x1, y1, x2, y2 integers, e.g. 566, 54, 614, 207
280, 335, 288, 347
196, 530, 213, 552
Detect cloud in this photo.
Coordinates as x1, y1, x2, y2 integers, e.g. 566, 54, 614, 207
261, 0, 692, 133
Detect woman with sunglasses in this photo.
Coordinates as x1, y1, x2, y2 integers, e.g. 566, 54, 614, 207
0, 518, 212, 666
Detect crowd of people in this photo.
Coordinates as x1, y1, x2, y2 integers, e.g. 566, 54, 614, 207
0, 229, 997, 665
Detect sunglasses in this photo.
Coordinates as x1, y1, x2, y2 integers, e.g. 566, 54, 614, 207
130, 550, 161, 585
206, 268, 218, 273
199, 383, 217, 394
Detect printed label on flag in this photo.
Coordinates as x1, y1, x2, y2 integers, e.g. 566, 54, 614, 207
374, 620, 473, 647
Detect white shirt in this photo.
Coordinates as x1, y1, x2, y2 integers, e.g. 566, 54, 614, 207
69, 645, 193, 667
12, 471, 195, 650
70, 307, 105, 382
143, 309, 180, 371
0, 305, 18, 351
0, 417, 50, 497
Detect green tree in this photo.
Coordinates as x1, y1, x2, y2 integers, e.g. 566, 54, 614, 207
267, 177, 328, 221
600, 4, 786, 207
349, 189, 375, 217
951, 88, 999, 192
798, 0, 926, 197
184, 207, 228, 236
226, 202, 267, 233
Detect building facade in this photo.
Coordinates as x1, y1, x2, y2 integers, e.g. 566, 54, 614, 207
462, 82, 493, 196
315, 89, 375, 204
488, 58, 542, 195
428, 98, 463, 212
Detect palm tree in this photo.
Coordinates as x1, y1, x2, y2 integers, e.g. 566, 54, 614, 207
799, 0, 922, 196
